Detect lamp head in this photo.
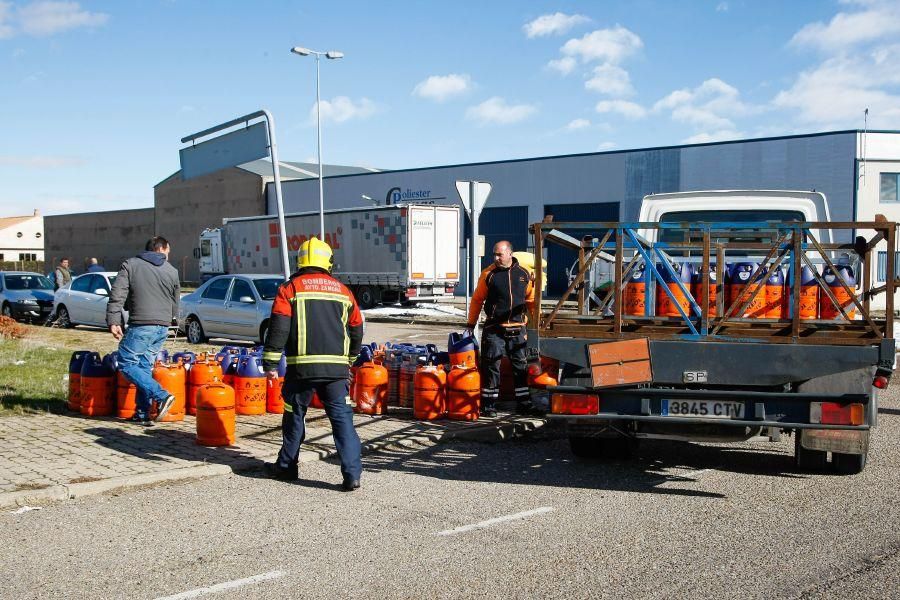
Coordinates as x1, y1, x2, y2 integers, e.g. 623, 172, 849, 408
325, 51, 344, 59
291, 46, 311, 56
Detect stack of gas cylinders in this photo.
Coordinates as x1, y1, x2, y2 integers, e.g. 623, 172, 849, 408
622, 260, 857, 320
67, 333, 560, 438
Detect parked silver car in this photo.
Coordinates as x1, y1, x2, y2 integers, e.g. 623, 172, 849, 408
0, 271, 55, 322
52, 271, 124, 329
178, 274, 281, 344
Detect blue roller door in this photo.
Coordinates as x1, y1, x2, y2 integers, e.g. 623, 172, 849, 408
478, 206, 529, 270
544, 202, 619, 296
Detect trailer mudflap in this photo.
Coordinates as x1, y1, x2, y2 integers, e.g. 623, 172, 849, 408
801, 429, 869, 455
586, 338, 652, 388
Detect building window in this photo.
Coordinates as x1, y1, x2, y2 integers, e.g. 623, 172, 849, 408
880, 173, 900, 203
35, 232, 41, 238
876, 251, 900, 282
16, 232, 22, 238
0, 254, 4, 261
18, 253, 36, 261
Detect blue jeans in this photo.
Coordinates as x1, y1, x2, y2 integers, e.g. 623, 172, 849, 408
117, 325, 170, 419
277, 378, 362, 481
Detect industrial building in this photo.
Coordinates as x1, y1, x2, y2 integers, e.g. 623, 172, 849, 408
44, 129, 900, 307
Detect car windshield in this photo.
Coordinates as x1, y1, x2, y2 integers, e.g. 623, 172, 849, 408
5, 274, 54, 290
253, 278, 282, 300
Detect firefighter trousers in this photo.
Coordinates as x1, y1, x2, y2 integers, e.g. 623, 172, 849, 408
479, 325, 529, 408
277, 378, 362, 481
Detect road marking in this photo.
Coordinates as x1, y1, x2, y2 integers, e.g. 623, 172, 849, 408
435, 507, 555, 536
154, 570, 286, 600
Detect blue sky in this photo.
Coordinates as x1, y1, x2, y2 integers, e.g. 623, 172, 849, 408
2, 0, 899, 216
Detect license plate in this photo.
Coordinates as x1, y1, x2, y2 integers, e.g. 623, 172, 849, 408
662, 399, 745, 419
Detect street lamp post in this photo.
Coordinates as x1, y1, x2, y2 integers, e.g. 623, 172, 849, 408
291, 46, 344, 238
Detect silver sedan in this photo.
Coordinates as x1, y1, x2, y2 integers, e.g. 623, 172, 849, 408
178, 274, 282, 344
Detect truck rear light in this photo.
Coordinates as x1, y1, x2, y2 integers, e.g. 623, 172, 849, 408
873, 375, 889, 389
445, 285, 455, 294
551, 393, 599, 415
406, 287, 418, 297
811, 402, 865, 426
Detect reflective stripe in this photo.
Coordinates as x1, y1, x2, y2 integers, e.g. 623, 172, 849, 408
296, 298, 307, 355
286, 355, 350, 365
262, 352, 282, 362
283, 402, 293, 413
293, 292, 352, 305
514, 387, 529, 392
342, 302, 350, 357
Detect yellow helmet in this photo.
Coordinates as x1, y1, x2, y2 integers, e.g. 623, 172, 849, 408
297, 237, 334, 271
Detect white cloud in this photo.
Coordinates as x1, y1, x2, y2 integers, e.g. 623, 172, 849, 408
0, 155, 86, 168
715, 2, 729, 12
790, 3, 900, 52
565, 118, 591, 131
595, 100, 646, 120
16, 1, 108, 37
12, 47, 25, 57
597, 141, 617, 150
585, 63, 634, 97
546, 56, 576, 75
310, 97, 376, 125
560, 26, 643, 64
465, 97, 537, 125
653, 78, 758, 130
523, 12, 590, 38
773, 55, 900, 126
681, 130, 742, 144
412, 73, 471, 102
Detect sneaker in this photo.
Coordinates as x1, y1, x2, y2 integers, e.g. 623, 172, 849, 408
128, 414, 153, 427
265, 462, 298, 481
154, 394, 176, 422
481, 405, 498, 418
342, 477, 361, 492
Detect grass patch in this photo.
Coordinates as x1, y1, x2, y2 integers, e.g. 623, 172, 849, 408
0, 337, 71, 415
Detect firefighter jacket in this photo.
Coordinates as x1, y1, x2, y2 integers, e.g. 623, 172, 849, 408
467, 258, 535, 329
262, 267, 364, 380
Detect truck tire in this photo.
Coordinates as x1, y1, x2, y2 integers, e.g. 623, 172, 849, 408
355, 286, 379, 310
794, 431, 827, 471
569, 435, 603, 459
832, 451, 867, 475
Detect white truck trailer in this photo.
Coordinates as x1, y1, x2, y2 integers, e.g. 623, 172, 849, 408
197, 204, 460, 308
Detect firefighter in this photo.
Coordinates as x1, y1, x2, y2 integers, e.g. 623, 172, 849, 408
262, 237, 364, 491
465, 240, 536, 417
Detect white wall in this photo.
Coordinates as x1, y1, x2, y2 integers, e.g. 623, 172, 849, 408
0, 214, 44, 261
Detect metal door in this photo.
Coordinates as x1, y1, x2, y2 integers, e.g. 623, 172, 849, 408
544, 202, 619, 297
224, 277, 260, 339
198, 277, 233, 337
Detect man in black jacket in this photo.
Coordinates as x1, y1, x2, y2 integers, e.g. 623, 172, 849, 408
262, 237, 364, 491
107, 236, 180, 424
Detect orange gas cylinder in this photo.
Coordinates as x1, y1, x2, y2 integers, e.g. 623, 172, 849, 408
414, 364, 446, 420
310, 391, 324, 409
763, 268, 785, 319
267, 377, 284, 414
152, 362, 186, 422
116, 371, 138, 419
447, 365, 480, 421
656, 262, 694, 318
398, 356, 418, 408
690, 265, 719, 317
80, 353, 115, 417
188, 360, 223, 416
354, 361, 389, 415
233, 355, 266, 415
820, 265, 857, 320
448, 333, 478, 369
68, 351, 89, 412
726, 263, 765, 318
788, 265, 820, 320
623, 265, 648, 316
196, 381, 236, 446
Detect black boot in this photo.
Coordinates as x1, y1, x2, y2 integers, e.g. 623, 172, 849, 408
266, 462, 298, 481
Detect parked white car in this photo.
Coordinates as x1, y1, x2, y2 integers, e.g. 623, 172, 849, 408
53, 272, 126, 329
178, 274, 281, 344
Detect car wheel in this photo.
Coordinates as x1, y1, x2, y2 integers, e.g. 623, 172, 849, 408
186, 317, 206, 345
258, 320, 269, 344
56, 305, 74, 328
1, 303, 12, 320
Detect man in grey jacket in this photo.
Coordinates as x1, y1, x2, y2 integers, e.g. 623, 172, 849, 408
107, 236, 181, 425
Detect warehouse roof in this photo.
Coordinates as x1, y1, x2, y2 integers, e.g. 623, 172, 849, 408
0, 212, 39, 232
235, 159, 380, 179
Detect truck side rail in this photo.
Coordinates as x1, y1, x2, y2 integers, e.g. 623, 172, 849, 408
530, 219, 896, 345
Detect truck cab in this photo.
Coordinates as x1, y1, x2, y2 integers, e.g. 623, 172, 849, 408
196, 228, 225, 281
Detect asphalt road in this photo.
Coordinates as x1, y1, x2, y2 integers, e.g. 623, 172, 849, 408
3, 383, 899, 599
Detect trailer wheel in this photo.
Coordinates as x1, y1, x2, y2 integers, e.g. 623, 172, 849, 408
355, 286, 379, 310
832, 451, 867, 475
794, 431, 827, 471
